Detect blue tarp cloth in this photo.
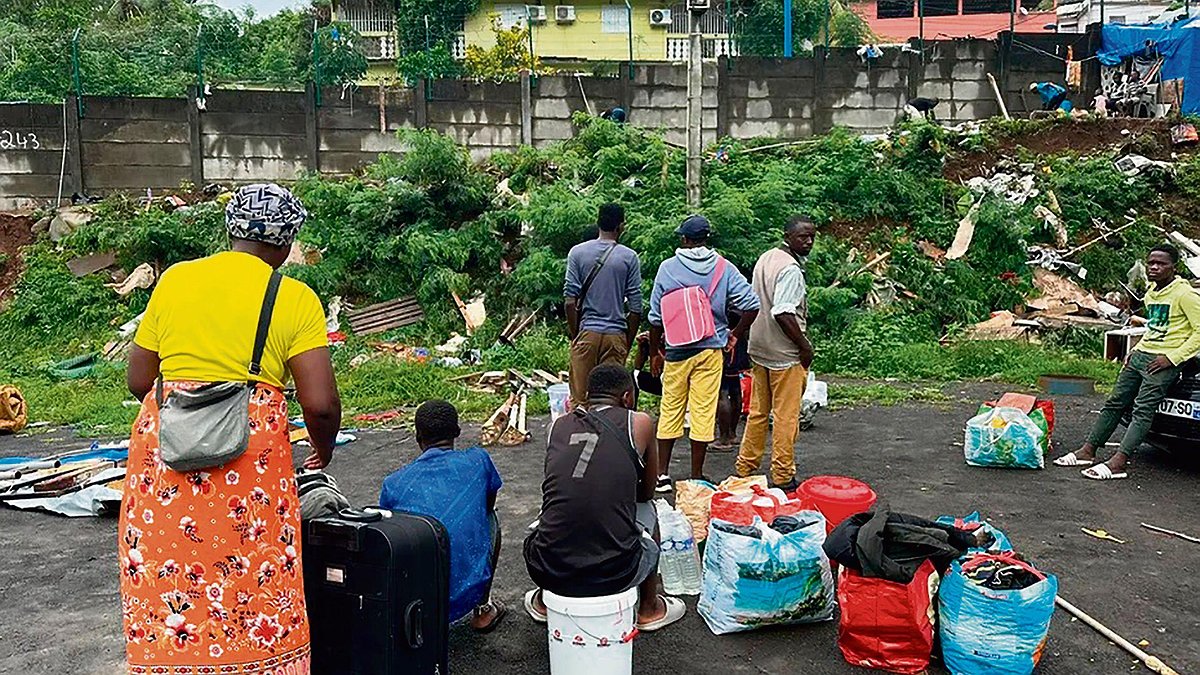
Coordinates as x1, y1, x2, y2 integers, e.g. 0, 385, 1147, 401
1098, 17, 1200, 114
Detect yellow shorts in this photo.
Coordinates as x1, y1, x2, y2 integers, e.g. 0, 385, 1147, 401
656, 348, 723, 443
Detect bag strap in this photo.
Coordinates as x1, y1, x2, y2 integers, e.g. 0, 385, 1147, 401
249, 271, 284, 378
575, 407, 643, 472
577, 243, 616, 306
705, 256, 727, 297
961, 551, 1046, 580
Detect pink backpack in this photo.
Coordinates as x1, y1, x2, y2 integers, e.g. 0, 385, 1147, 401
661, 257, 727, 347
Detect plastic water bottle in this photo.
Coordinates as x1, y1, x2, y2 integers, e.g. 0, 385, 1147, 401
675, 517, 703, 595
658, 508, 685, 595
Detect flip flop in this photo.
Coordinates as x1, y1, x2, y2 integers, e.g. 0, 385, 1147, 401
636, 596, 687, 632
471, 599, 508, 634
1081, 464, 1128, 481
1053, 451, 1095, 467
523, 589, 547, 624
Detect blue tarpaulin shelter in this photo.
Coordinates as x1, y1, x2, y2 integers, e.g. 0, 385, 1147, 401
1098, 17, 1200, 114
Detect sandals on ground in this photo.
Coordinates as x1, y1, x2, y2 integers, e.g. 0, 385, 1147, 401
1081, 463, 1128, 481
1053, 451, 1094, 467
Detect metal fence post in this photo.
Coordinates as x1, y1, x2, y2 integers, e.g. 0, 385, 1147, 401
625, 0, 634, 78
783, 0, 793, 57
70, 28, 85, 118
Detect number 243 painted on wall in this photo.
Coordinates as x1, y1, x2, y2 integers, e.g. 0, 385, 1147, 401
0, 131, 42, 151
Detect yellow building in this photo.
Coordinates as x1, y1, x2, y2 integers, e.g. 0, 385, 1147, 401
333, 0, 734, 77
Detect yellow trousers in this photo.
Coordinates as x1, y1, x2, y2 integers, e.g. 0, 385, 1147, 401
735, 363, 806, 485
657, 349, 723, 443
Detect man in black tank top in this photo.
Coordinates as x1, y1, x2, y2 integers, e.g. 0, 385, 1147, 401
523, 365, 686, 631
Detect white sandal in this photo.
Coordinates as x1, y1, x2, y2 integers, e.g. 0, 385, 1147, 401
636, 596, 686, 632
1053, 451, 1094, 467
1081, 464, 1128, 481
523, 589, 547, 624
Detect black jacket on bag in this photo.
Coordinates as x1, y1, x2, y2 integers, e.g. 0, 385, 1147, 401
823, 510, 981, 584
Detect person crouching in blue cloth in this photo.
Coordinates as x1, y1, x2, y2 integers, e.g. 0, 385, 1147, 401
1030, 82, 1073, 112
379, 400, 507, 631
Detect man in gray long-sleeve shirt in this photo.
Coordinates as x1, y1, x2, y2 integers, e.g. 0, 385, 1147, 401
564, 204, 643, 406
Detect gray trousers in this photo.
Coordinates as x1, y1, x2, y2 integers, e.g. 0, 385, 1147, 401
1087, 350, 1181, 456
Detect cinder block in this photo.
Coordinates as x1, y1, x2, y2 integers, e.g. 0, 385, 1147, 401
536, 77, 571, 98
533, 118, 576, 141
744, 99, 775, 119
952, 61, 987, 80
650, 88, 687, 109
533, 98, 573, 119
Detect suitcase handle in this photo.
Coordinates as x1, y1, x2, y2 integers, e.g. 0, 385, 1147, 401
404, 600, 424, 649
336, 507, 388, 523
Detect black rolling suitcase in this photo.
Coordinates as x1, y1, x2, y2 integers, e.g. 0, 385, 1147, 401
303, 507, 450, 675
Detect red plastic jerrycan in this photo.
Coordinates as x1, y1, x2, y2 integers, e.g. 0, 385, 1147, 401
798, 475, 878, 534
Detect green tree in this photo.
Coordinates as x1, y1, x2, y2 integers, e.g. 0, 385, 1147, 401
733, 0, 826, 57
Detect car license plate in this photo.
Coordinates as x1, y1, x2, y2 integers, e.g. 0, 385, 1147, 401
1157, 398, 1200, 420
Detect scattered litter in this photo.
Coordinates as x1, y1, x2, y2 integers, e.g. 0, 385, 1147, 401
1113, 154, 1172, 177
66, 252, 117, 278
325, 296, 343, 333
1140, 522, 1200, 545
106, 263, 156, 296
295, 431, 357, 448
372, 342, 430, 363
964, 311, 1038, 341
452, 291, 487, 335
48, 206, 94, 242
1081, 527, 1125, 544
965, 173, 1038, 206
1170, 122, 1198, 146
118, 313, 144, 338
1033, 206, 1069, 249
284, 241, 322, 267
435, 333, 470, 354
946, 199, 980, 260
344, 296, 425, 336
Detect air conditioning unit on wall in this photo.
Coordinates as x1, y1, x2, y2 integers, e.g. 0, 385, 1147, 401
527, 5, 548, 22
649, 8, 672, 26
555, 5, 576, 22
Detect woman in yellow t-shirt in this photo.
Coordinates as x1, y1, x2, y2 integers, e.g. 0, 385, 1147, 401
118, 183, 340, 674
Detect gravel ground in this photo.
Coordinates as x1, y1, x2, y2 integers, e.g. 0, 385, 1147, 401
0, 381, 1197, 675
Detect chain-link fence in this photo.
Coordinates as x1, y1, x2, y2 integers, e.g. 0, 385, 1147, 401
0, 14, 365, 105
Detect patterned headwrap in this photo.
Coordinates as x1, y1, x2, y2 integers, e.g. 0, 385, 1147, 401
224, 183, 307, 247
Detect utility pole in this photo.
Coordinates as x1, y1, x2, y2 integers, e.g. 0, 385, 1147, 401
686, 3, 703, 208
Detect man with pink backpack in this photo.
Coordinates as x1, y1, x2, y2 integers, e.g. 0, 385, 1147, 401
647, 215, 760, 490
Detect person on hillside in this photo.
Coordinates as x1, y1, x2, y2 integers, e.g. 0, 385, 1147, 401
1055, 244, 1200, 480
523, 365, 686, 632
564, 203, 643, 407
120, 183, 341, 673
648, 215, 760, 488
1030, 81, 1072, 112
905, 96, 940, 121
379, 400, 506, 631
714, 308, 751, 450
733, 216, 817, 492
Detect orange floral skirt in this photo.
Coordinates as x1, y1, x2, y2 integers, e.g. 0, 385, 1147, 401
118, 382, 310, 674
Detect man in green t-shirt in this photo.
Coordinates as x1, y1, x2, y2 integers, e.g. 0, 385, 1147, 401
1055, 244, 1200, 479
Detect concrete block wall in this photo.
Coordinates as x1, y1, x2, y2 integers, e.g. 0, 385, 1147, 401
0, 35, 1089, 208
428, 81, 523, 160
0, 104, 74, 211
318, 86, 416, 174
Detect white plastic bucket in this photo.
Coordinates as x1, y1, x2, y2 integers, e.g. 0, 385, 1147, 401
547, 383, 570, 421
543, 588, 638, 675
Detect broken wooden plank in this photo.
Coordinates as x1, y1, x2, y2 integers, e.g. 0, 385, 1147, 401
345, 296, 425, 336
508, 369, 540, 389
532, 369, 561, 385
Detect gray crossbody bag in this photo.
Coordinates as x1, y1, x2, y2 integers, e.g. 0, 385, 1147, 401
156, 271, 283, 473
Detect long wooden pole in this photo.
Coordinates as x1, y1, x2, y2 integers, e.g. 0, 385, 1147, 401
1054, 596, 1180, 675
